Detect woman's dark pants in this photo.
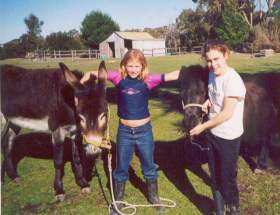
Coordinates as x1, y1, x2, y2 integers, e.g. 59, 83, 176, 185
206, 132, 241, 213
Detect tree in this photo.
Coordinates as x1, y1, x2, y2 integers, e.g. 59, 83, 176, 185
45, 31, 84, 50
165, 24, 180, 49
176, 8, 209, 49
80, 10, 120, 48
191, 0, 280, 51
20, 14, 44, 52
216, 1, 250, 49
270, 0, 280, 16
24, 13, 44, 37
266, 0, 278, 16
20, 33, 45, 52
1, 39, 26, 59
267, 0, 280, 50
68, 29, 80, 38
192, 0, 267, 28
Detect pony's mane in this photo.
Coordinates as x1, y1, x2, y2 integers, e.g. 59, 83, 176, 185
179, 64, 208, 86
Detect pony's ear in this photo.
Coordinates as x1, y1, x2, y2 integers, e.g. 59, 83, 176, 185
88, 73, 97, 82
178, 66, 187, 80
59, 62, 69, 71
59, 62, 80, 89
98, 61, 107, 84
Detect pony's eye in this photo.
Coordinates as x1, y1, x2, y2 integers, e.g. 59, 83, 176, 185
78, 114, 86, 128
98, 112, 107, 127
99, 112, 107, 120
98, 112, 107, 121
79, 114, 86, 122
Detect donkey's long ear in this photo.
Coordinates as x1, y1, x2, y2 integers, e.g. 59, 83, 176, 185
98, 61, 107, 84
59, 62, 79, 88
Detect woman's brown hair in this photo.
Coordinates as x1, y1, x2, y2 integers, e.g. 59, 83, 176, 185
202, 40, 230, 59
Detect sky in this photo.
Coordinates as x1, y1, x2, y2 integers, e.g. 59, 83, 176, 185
0, 0, 196, 44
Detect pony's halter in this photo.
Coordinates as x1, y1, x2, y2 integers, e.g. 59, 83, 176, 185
181, 100, 209, 151
82, 106, 112, 150
181, 100, 203, 110
181, 100, 207, 118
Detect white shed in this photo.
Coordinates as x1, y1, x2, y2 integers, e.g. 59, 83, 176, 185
99, 31, 166, 58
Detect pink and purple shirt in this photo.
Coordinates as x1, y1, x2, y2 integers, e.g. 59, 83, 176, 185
108, 71, 163, 120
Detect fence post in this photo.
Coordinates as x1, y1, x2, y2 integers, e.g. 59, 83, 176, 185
71, 50, 74, 61
89, 49, 91, 59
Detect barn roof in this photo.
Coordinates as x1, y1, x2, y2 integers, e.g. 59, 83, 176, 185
115, 31, 160, 41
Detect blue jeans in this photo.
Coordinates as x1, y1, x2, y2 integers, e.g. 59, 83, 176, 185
206, 132, 241, 207
113, 122, 157, 182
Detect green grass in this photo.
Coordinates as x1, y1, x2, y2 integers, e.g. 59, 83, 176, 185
1, 54, 280, 215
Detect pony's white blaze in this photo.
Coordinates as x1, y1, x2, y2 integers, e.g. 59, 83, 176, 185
9, 116, 49, 131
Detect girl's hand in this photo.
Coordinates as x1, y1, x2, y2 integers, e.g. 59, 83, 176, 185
202, 99, 211, 114
80, 71, 98, 83
164, 70, 180, 81
190, 123, 206, 136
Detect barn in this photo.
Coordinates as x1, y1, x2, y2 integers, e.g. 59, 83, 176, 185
99, 31, 166, 58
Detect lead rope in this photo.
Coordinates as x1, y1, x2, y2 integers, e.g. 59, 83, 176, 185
106, 108, 176, 215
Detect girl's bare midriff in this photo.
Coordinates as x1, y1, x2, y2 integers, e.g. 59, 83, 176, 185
120, 117, 150, 127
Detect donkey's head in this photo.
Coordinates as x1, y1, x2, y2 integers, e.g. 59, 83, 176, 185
60, 61, 108, 156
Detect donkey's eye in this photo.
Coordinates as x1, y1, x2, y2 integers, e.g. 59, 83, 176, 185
100, 112, 107, 120
98, 112, 107, 121
78, 114, 86, 128
79, 114, 86, 122
98, 112, 107, 127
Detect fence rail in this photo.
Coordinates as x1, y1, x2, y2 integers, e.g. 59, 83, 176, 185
26, 49, 100, 61
142, 47, 193, 56
26, 46, 204, 61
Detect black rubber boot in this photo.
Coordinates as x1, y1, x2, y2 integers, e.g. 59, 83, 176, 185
147, 179, 165, 213
110, 181, 126, 215
225, 204, 240, 215
213, 190, 225, 215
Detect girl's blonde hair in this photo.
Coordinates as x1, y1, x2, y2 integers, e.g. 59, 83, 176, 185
119, 49, 149, 80
202, 40, 230, 59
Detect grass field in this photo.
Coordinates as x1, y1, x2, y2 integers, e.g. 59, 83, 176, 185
1, 53, 280, 215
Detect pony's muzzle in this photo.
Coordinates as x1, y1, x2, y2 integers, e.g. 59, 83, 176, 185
83, 134, 103, 156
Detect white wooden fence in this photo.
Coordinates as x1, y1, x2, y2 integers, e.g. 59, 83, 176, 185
141, 47, 193, 56
26, 46, 203, 61
26, 49, 100, 61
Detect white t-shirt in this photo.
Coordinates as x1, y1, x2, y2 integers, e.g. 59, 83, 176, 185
208, 69, 246, 140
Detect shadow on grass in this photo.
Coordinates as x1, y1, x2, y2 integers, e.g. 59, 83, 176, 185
102, 138, 214, 215
153, 138, 214, 215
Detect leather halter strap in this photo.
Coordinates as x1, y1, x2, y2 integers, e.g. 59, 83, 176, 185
181, 100, 203, 110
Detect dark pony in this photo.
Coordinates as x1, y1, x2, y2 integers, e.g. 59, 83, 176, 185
179, 65, 278, 171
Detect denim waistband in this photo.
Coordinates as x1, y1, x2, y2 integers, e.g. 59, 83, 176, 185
119, 121, 151, 131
